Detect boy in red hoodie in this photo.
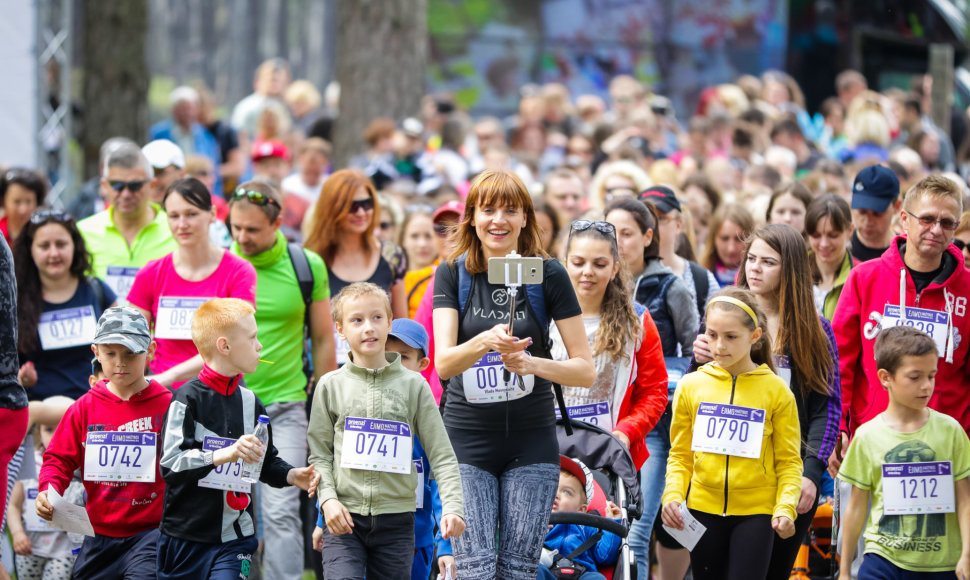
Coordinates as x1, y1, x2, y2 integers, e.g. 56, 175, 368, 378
37, 306, 171, 580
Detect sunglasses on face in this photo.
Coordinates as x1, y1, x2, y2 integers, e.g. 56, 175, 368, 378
29, 209, 72, 225
954, 239, 968, 251
349, 197, 375, 214
433, 223, 453, 238
232, 188, 280, 207
571, 219, 616, 236
379, 221, 394, 230
906, 210, 958, 231
109, 179, 147, 193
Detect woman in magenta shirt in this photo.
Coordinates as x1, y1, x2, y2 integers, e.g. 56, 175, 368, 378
128, 178, 256, 388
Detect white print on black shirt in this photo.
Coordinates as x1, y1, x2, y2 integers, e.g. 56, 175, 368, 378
471, 306, 526, 321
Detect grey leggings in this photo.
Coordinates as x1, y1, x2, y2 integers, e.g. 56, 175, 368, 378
452, 462, 560, 580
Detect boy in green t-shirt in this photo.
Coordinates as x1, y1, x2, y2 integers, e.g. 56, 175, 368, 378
838, 326, 970, 579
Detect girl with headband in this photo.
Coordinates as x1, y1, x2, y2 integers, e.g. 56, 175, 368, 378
694, 224, 841, 578
662, 286, 802, 580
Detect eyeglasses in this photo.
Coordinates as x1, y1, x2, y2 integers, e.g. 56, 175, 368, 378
954, 239, 967, 251
571, 220, 616, 235
232, 188, 280, 207
379, 221, 394, 230
433, 223, 453, 238
108, 179, 147, 193
29, 209, 71, 225
349, 197, 375, 214
906, 210, 958, 231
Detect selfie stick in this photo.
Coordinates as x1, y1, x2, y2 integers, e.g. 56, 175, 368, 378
503, 253, 526, 391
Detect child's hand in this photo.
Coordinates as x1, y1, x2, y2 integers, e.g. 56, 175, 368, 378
661, 501, 684, 530
35, 490, 53, 521
438, 555, 456, 578
772, 516, 795, 539
957, 553, 970, 580
604, 500, 622, 519
12, 530, 31, 555
440, 513, 465, 539
322, 498, 353, 535
218, 434, 263, 465
286, 466, 320, 497
312, 526, 324, 552
18, 361, 37, 388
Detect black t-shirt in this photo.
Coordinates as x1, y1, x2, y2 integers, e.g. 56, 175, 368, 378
907, 260, 946, 294
433, 259, 581, 431
850, 230, 889, 263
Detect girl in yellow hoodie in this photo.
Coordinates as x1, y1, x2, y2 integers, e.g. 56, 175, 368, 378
661, 287, 802, 580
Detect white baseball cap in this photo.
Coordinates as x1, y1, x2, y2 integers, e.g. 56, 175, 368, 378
142, 139, 186, 170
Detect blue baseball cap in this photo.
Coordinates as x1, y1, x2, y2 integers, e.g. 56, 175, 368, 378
851, 165, 900, 213
388, 319, 429, 356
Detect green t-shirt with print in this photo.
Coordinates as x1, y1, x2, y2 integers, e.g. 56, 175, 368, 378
232, 231, 329, 405
838, 409, 970, 572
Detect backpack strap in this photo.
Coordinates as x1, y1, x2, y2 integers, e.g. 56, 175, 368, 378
87, 277, 108, 311
688, 261, 709, 319
286, 243, 315, 383
407, 273, 434, 304
564, 529, 604, 561
456, 255, 471, 320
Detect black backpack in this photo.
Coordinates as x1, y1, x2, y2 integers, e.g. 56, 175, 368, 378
286, 243, 314, 386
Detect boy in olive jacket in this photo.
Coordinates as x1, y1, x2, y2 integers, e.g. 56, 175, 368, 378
308, 283, 465, 578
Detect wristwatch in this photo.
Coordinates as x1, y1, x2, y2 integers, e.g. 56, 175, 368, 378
203, 450, 214, 466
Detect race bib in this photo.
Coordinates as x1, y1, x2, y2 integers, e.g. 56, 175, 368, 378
83, 432, 156, 482
24, 488, 52, 532
155, 297, 210, 340
882, 461, 955, 515
691, 402, 765, 458
198, 437, 251, 492
340, 418, 413, 474
38, 306, 98, 350
461, 352, 535, 404
881, 305, 950, 358
414, 459, 425, 509
105, 266, 138, 300
555, 401, 612, 430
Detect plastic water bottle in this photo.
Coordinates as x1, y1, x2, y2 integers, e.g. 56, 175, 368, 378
240, 415, 269, 483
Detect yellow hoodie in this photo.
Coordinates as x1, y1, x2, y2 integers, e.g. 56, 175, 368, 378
662, 363, 802, 522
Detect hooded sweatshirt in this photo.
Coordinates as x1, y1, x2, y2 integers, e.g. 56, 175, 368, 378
39, 379, 172, 537
832, 237, 970, 435
662, 363, 802, 522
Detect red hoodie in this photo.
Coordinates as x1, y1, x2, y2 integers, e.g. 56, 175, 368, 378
39, 379, 172, 537
832, 237, 970, 436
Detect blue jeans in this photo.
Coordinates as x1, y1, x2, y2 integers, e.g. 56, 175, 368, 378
156, 533, 258, 580
858, 553, 955, 580
75, 528, 159, 580
452, 462, 559, 580
628, 400, 672, 580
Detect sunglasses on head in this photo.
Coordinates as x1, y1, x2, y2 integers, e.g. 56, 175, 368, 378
349, 197, 375, 214
232, 188, 280, 207
571, 220, 616, 235
109, 179, 147, 193
29, 209, 72, 225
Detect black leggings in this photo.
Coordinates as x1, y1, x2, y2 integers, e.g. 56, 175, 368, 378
689, 511, 775, 580
765, 501, 818, 580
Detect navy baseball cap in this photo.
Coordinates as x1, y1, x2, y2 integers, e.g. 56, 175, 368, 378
851, 165, 900, 213
639, 185, 681, 214
388, 319, 429, 356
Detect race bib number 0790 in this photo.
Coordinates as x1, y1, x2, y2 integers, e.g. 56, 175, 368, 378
691, 403, 765, 458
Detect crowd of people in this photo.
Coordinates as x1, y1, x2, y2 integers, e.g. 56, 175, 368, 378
3, 57, 970, 580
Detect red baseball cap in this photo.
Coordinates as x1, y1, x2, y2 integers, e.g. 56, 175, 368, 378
433, 200, 465, 223
251, 140, 291, 162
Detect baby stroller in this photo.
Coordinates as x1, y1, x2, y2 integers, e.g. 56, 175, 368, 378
550, 418, 643, 580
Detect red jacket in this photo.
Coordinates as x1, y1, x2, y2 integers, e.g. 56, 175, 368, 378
613, 310, 669, 469
832, 237, 970, 436
39, 379, 171, 537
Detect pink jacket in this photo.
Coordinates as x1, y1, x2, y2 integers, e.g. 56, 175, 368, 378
832, 237, 970, 435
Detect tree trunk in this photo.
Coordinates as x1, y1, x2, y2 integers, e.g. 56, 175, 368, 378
332, 0, 428, 169
80, 0, 150, 178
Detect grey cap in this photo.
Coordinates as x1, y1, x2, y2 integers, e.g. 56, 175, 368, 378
93, 307, 152, 354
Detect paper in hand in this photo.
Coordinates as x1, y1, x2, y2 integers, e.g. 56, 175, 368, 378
661, 503, 706, 551
48, 487, 95, 537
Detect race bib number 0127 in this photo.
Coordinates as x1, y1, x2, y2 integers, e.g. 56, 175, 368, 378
882, 461, 955, 515
83, 432, 156, 482
39, 306, 98, 350
691, 403, 765, 458
340, 417, 412, 474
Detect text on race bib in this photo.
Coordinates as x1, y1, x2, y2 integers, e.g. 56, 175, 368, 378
340, 418, 413, 474
881, 305, 951, 358
105, 266, 138, 300
882, 461, 955, 515
39, 306, 98, 350
414, 459, 425, 509
24, 488, 52, 532
555, 401, 612, 430
691, 403, 766, 459
83, 432, 156, 482
461, 352, 534, 404
198, 436, 251, 493
155, 297, 211, 340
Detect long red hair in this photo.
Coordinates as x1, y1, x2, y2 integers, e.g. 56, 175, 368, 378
304, 169, 379, 264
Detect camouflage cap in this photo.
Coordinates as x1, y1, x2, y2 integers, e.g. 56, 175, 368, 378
93, 307, 151, 354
